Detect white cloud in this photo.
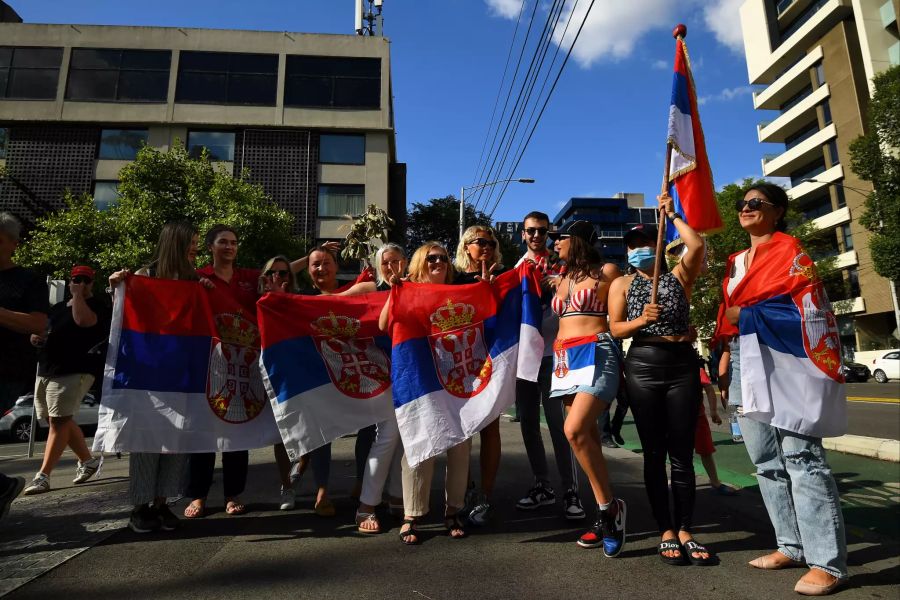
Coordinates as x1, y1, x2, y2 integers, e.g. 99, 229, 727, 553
485, 0, 524, 19
699, 85, 752, 105
651, 59, 669, 70
702, 0, 745, 53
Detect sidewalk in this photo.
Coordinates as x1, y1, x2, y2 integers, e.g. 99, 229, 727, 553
1, 421, 897, 599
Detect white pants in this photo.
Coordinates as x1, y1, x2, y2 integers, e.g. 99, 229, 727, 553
359, 413, 403, 506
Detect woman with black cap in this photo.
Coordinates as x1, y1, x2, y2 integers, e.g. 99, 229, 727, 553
608, 194, 712, 566
547, 220, 627, 557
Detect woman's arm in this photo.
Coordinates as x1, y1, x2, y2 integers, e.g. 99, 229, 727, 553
290, 241, 341, 273
378, 295, 391, 332
661, 194, 704, 288
334, 281, 378, 297
608, 276, 658, 339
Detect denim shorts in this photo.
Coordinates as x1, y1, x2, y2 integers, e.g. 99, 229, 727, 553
549, 333, 620, 403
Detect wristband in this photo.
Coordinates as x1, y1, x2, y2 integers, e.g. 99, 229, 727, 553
666, 212, 682, 222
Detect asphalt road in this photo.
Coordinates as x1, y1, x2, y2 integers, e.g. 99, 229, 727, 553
845, 381, 900, 400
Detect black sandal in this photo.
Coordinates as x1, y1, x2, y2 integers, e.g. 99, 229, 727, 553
399, 519, 420, 545
658, 538, 687, 565
444, 513, 467, 539
683, 539, 718, 566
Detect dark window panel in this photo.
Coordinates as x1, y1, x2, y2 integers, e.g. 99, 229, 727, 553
99, 129, 148, 160
229, 53, 278, 74
7, 68, 58, 99
318, 184, 365, 217
333, 77, 380, 108
287, 56, 380, 78
117, 70, 169, 102
120, 49, 170, 70
0, 69, 7, 96
285, 76, 333, 107
11, 47, 62, 68
319, 134, 365, 165
0, 48, 12, 68
176, 71, 227, 103
178, 51, 230, 72
226, 73, 277, 105
0, 127, 7, 159
66, 69, 117, 100
187, 131, 235, 161
70, 48, 121, 69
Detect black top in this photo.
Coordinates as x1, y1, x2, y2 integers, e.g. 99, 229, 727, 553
0, 266, 49, 379
453, 265, 509, 285
375, 281, 391, 292
37, 296, 111, 379
626, 272, 690, 338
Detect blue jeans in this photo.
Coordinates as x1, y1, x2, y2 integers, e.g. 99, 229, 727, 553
736, 383, 848, 578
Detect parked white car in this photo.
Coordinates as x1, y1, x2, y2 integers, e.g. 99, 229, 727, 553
0, 393, 99, 442
871, 351, 900, 384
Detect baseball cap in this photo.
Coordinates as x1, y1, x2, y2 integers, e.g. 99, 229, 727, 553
623, 224, 658, 248
547, 220, 598, 245
70, 265, 96, 279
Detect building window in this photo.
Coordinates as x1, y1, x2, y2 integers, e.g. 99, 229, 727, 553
285, 56, 380, 109
797, 193, 833, 220
789, 157, 826, 187
841, 223, 854, 251
827, 139, 840, 166
319, 134, 365, 164
0, 127, 7, 158
0, 46, 63, 99
780, 84, 812, 113
835, 184, 846, 208
784, 121, 819, 150
820, 100, 832, 125
847, 268, 860, 297
814, 63, 825, 87
318, 184, 365, 217
98, 129, 149, 160
187, 131, 235, 161
93, 181, 120, 211
176, 52, 277, 106
66, 49, 170, 102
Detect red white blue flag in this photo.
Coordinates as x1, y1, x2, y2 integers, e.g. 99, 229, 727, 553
389, 263, 543, 467
93, 275, 281, 453
258, 292, 394, 459
666, 33, 721, 247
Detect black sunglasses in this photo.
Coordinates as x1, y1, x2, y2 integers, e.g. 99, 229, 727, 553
71, 275, 93, 284
524, 227, 548, 237
735, 197, 776, 212
265, 269, 290, 278
468, 238, 497, 249
425, 254, 449, 264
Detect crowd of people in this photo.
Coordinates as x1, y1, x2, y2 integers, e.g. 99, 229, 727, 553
0, 184, 849, 595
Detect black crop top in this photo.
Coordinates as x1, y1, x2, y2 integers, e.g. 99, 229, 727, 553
625, 272, 689, 337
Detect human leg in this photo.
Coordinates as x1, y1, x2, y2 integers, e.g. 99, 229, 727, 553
274, 444, 292, 488
400, 454, 436, 544
223, 450, 249, 514
516, 377, 549, 486
563, 392, 612, 505
310, 443, 333, 515
183, 452, 215, 517
359, 415, 403, 508
479, 418, 501, 497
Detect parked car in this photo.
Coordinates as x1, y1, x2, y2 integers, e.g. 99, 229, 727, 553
871, 351, 900, 384
0, 393, 99, 443
841, 361, 871, 383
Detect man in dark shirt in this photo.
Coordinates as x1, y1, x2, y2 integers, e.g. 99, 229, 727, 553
23, 265, 110, 496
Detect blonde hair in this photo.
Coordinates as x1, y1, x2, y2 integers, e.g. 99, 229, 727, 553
408, 242, 454, 284
258, 255, 297, 294
374, 243, 406, 286
454, 225, 503, 272
144, 221, 198, 281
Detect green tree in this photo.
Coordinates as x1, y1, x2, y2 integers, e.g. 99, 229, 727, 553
15, 142, 306, 281
849, 64, 900, 284
690, 178, 841, 338
341, 204, 395, 266
406, 195, 494, 254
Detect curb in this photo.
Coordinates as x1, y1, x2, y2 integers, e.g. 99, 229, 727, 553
822, 434, 900, 462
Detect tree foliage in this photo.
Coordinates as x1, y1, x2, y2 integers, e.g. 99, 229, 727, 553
341, 204, 395, 266
15, 142, 306, 283
405, 195, 489, 254
849, 64, 900, 283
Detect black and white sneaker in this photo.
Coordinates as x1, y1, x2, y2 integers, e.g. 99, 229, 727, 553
516, 482, 555, 510
155, 504, 180, 531
599, 497, 627, 558
563, 489, 585, 520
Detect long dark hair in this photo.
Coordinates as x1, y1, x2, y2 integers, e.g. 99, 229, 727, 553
565, 236, 602, 281
744, 182, 789, 232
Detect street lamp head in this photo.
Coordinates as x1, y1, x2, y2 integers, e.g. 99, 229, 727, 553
517, 178, 536, 184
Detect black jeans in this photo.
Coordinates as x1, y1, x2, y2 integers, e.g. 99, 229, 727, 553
625, 341, 700, 533
184, 451, 249, 499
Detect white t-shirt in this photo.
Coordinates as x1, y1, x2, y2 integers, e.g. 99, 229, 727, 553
726, 250, 748, 297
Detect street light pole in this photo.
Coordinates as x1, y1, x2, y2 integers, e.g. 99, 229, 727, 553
459, 178, 535, 241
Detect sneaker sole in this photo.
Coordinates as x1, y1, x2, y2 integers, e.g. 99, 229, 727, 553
565, 511, 586, 521
73, 472, 97, 484
515, 498, 555, 511
22, 487, 50, 496
577, 538, 603, 549
128, 522, 157, 534
159, 522, 178, 531
602, 501, 627, 558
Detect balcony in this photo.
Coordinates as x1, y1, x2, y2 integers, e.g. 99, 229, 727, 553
778, 0, 813, 25
834, 249, 859, 269
747, 0, 852, 84
809, 205, 851, 230
787, 164, 844, 202
762, 123, 836, 176
758, 84, 830, 143
753, 47, 823, 109
833, 296, 865, 315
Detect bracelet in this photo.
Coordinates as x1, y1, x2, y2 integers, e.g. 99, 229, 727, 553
666, 212, 682, 222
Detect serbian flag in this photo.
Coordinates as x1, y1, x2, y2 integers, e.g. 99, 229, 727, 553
666, 30, 721, 248
93, 275, 281, 453
389, 263, 542, 467
715, 233, 847, 438
257, 292, 394, 459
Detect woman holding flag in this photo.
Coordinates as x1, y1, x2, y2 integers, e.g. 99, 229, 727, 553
715, 183, 847, 595
546, 220, 627, 557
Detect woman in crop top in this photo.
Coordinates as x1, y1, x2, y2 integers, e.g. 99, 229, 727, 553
608, 193, 712, 566
546, 220, 627, 557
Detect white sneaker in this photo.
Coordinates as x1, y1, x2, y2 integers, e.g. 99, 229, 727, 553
73, 457, 101, 484
279, 486, 296, 511
23, 473, 50, 496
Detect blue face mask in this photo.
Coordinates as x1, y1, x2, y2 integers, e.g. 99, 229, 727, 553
627, 247, 656, 269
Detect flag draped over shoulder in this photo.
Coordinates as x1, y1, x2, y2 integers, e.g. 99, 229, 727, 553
714, 233, 847, 438
666, 33, 721, 247
390, 263, 542, 467
93, 275, 281, 453
258, 291, 394, 459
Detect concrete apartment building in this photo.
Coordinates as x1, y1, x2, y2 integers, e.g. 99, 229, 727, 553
0, 2, 405, 244
739, 0, 900, 356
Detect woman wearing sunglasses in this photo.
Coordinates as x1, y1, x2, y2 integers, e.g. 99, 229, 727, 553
380, 242, 472, 544
452, 225, 507, 526
714, 184, 847, 595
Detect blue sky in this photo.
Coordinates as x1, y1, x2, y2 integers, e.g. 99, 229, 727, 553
13, 0, 784, 223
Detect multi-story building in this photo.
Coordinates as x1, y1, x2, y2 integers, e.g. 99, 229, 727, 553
552, 193, 656, 270
739, 0, 899, 356
0, 3, 405, 245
